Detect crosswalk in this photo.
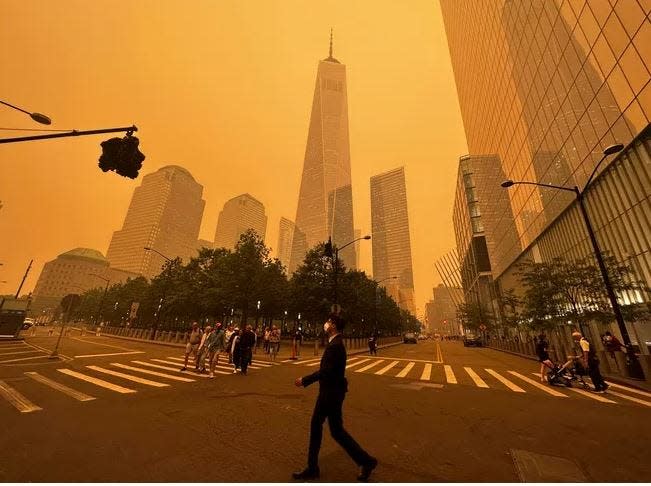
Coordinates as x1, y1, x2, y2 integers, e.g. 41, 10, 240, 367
0, 340, 57, 364
0, 354, 280, 414
292, 356, 651, 409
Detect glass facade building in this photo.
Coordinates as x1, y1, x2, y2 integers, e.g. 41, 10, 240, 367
370, 167, 416, 314
290, 38, 356, 274
441, 0, 651, 350
277, 217, 296, 271
214, 193, 267, 250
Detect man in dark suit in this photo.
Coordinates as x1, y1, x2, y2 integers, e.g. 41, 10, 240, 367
293, 314, 377, 482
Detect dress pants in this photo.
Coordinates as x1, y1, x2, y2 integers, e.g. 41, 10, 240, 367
307, 390, 372, 471
588, 359, 606, 389
240, 348, 252, 373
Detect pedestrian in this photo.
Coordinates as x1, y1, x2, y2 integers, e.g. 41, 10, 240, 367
604, 331, 624, 358
368, 334, 377, 356
269, 325, 281, 361
239, 324, 256, 375
196, 325, 213, 373
535, 333, 554, 382
180, 322, 202, 372
205, 322, 226, 378
264, 327, 271, 354
294, 328, 303, 357
230, 327, 241, 373
224, 325, 235, 363
572, 331, 609, 392
293, 314, 377, 482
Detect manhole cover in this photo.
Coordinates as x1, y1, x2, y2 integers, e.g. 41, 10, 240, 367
511, 449, 587, 482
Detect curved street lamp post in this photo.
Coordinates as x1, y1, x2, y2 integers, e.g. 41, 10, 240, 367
325, 235, 371, 312
501, 143, 644, 379
144, 247, 172, 339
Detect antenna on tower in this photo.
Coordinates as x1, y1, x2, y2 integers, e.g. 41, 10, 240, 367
329, 28, 333, 58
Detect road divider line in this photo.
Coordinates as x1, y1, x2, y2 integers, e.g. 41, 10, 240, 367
444, 365, 457, 384
508, 371, 567, 397
464, 367, 489, 388
0, 354, 49, 364
607, 390, 651, 407
58, 369, 136, 394
396, 362, 415, 378
608, 383, 651, 399
0, 350, 41, 356
567, 387, 617, 403
356, 360, 385, 373
485, 369, 525, 392
0, 379, 42, 413
25, 372, 96, 401
75, 351, 145, 358
346, 358, 370, 370
70, 337, 137, 352
375, 361, 400, 375
110, 363, 195, 382
131, 361, 212, 378
86, 366, 170, 387
420, 363, 432, 381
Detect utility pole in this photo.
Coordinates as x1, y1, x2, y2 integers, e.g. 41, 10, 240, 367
14, 259, 33, 298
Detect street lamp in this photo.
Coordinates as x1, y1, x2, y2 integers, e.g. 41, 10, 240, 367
143, 246, 172, 262
88, 274, 110, 327
501, 143, 644, 379
144, 247, 173, 338
1, 99, 52, 125
325, 234, 371, 311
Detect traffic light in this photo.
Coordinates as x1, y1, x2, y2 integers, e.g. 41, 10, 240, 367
98, 133, 145, 179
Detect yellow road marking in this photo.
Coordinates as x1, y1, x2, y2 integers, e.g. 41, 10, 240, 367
25, 372, 96, 401
0, 379, 42, 412
464, 367, 489, 388
607, 390, 651, 407
58, 369, 136, 394
355, 360, 385, 373
567, 387, 617, 403
420, 363, 432, 381
375, 361, 399, 375
110, 363, 195, 382
444, 365, 457, 384
346, 358, 370, 370
485, 369, 525, 392
396, 362, 415, 378
508, 371, 567, 397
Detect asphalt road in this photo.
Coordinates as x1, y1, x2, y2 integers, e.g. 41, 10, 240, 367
1, 332, 650, 482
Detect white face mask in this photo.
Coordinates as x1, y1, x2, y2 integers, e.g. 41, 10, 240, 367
323, 322, 331, 333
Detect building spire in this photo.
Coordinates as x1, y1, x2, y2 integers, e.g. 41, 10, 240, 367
329, 28, 333, 59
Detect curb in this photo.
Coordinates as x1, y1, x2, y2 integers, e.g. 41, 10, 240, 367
487, 344, 651, 393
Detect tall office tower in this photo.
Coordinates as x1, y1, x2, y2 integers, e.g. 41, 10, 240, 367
214, 194, 267, 250
107, 165, 205, 279
370, 167, 415, 314
429, 284, 465, 335
289, 32, 356, 274
277, 217, 296, 271
452, 155, 519, 313
441, 0, 651, 345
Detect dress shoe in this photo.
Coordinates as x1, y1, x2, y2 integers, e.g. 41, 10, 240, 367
358, 457, 378, 482
292, 468, 320, 481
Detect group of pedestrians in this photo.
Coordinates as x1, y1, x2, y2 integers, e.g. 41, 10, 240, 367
180, 321, 265, 377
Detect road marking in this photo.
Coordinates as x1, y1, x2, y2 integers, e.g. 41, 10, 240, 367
355, 360, 385, 373
435, 342, 443, 363
174, 356, 264, 369
292, 358, 321, 365
444, 365, 457, 384
464, 367, 489, 388
0, 354, 49, 364
0, 379, 42, 413
396, 362, 415, 378
58, 369, 136, 394
608, 383, 651, 399
375, 360, 400, 375
607, 390, 651, 407
508, 371, 567, 397
0, 350, 41, 356
23, 340, 71, 360
485, 369, 525, 392
110, 363, 196, 382
0, 344, 28, 350
567, 387, 617, 403
166, 357, 239, 374
346, 358, 370, 370
25, 372, 96, 401
131, 361, 212, 378
75, 351, 145, 358
420, 363, 432, 381
86, 365, 170, 387
70, 337, 137, 352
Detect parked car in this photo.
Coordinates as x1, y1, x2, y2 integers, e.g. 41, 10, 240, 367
403, 332, 417, 344
463, 334, 483, 347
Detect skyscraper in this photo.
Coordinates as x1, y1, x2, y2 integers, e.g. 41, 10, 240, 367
106, 165, 205, 279
214, 193, 267, 250
277, 217, 296, 271
289, 32, 356, 274
370, 167, 415, 313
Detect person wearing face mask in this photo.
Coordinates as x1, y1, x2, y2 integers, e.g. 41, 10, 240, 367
293, 314, 377, 482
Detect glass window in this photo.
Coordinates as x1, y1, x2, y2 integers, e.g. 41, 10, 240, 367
624, 100, 648, 134
637, 80, 651, 120
607, 65, 634, 110
603, 13, 630, 59
588, 0, 613, 26
592, 33, 617, 78
578, 5, 601, 46
614, 0, 644, 37
632, 20, 651, 75
620, 44, 650, 94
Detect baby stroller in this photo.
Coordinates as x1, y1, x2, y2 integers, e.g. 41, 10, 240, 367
546, 355, 591, 389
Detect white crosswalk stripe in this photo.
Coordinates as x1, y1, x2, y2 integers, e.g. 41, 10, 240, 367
0, 350, 41, 356
25, 372, 96, 401
607, 390, 651, 407
294, 358, 321, 366
346, 358, 370, 370
608, 383, 651, 399
355, 360, 385, 373
58, 369, 136, 394
444, 365, 457, 384
0, 379, 42, 413
485, 369, 525, 392
110, 363, 196, 382
131, 361, 213, 378
375, 360, 399, 375
152, 359, 230, 375
173, 356, 264, 370
169, 356, 261, 371
567, 387, 617, 403
420, 364, 432, 381
464, 367, 489, 388
508, 371, 567, 397
86, 366, 170, 387
396, 362, 415, 378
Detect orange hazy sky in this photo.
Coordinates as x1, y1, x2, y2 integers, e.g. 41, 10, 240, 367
0, 0, 467, 315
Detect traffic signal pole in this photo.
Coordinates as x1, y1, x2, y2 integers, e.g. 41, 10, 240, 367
0, 126, 137, 144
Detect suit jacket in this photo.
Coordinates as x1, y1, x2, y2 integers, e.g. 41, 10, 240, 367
302, 334, 348, 394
